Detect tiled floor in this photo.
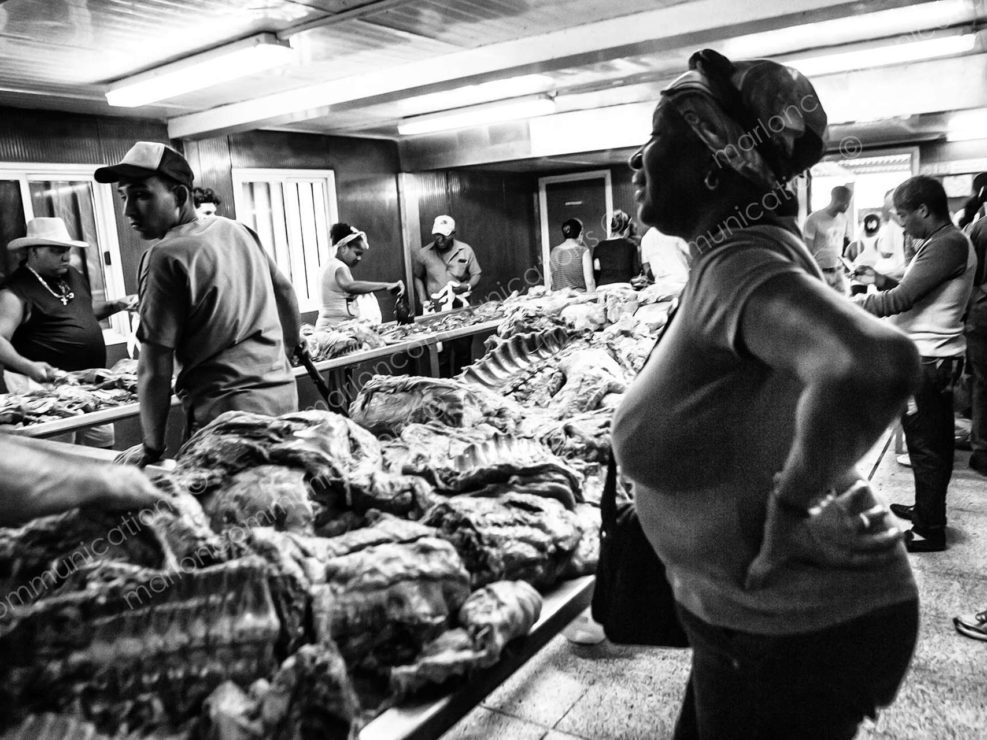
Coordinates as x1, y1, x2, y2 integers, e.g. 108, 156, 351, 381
441, 433, 987, 740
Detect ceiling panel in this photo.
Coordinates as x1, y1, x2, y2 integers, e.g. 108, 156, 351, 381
0, 0, 985, 171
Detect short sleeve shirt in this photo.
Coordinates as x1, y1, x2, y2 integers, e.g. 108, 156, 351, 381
137, 217, 297, 425
803, 209, 850, 269
412, 239, 480, 297
612, 223, 916, 634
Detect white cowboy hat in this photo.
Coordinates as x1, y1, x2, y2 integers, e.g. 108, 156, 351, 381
8, 217, 89, 250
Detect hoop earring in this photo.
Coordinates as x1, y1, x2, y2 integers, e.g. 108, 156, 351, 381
704, 170, 719, 191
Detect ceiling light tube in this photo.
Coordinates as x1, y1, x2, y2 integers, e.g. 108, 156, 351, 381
787, 32, 977, 78
398, 96, 557, 136
106, 33, 293, 107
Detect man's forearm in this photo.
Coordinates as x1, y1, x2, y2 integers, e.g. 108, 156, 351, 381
414, 278, 427, 309
137, 346, 174, 452
467, 271, 482, 289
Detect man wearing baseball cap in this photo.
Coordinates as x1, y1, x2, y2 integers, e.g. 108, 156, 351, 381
95, 141, 301, 465
412, 215, 482, 314
0, 217, 135, 446
411, 214, 483, 375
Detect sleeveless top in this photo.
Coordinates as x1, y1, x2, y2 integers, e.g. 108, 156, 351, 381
3, 265, 105, 371
594, 237, 638, 285
550, 242, 590, 290
317, 257, 356, 328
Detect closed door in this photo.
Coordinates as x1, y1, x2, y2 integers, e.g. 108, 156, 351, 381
539, 171, 612, 287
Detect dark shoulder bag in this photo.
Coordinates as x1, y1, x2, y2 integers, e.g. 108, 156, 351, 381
591, 300, 689, 647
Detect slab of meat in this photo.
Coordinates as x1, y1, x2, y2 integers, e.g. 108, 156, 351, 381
0, 494, 218, 606
311, 536, 471, 673
201, 641, 361, 740
0, 558, 280, 737
523, 408, 612, 466
547, 349, 626, 418
398, 434, 582, 510
175, 410, 433, 519
421, 493, 581, 589
389, 580, 542, 697
201, 465, 315, 536
349, 375, 522, 436
456, 328, 570, 390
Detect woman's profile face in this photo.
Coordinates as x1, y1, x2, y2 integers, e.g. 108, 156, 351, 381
630, 102, 706, 237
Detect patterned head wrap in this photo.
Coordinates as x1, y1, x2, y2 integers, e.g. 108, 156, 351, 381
661, 49, 828, 190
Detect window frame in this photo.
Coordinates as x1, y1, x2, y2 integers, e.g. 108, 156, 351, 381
0, 162, 129, 345
231, 167, 339, 313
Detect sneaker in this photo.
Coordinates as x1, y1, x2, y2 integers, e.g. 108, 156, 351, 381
896, 453, 912, 468
953, 609, 987, 641
889, 503, 913, 521
563, 609, 606, 645
904, 528, 946, 553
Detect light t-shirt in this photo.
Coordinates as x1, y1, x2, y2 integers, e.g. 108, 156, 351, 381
803, 209, 851, 270
316, 257, 357, 328
612, 223, 916, 635
640, 227, 690, 286
137, 217, 297, 427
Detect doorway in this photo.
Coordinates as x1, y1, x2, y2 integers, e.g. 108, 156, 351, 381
538, 171, 613, 288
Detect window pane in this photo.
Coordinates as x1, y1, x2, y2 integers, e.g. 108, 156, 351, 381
29, 180, 110, 328
234, 172, 336, 311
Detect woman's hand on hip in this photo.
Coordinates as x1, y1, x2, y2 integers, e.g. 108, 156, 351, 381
745, 480, 903, 590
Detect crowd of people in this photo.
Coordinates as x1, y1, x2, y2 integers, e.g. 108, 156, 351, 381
1, 43, 986, 738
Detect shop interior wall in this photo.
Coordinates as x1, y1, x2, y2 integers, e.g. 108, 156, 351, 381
182, 130, 405, 324
0, 107, 167, 299
412, 169, 541, 303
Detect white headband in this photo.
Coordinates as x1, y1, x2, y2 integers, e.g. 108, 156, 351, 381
335, 230, 367, 250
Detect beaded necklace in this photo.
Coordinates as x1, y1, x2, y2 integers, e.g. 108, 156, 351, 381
26, 265, 74, 306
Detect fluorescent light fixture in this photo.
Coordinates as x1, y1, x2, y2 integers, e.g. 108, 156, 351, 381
398, 96, 556, 135
721, 0, 974, 59
395, 74, 554, 116
946, 108, 987, 141
786, 33, 977, 78
106, 33, 293, 107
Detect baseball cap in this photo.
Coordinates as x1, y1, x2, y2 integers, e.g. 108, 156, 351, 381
432, 215, 455, 236
94, 141, 195, 188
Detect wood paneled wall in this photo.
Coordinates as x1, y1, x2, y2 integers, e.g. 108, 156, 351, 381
410, 169, 541, 304
0, 106, 169, 288
184, 130, 405, 321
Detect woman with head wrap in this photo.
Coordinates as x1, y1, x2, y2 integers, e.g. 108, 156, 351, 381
592, 209, 641, 286
549, 218, 595, 292
611, 50, 921, 738
316, 223, 403, 329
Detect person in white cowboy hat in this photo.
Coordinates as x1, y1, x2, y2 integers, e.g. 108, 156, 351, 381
0, 217, 136, 446
95, 141, 301, 466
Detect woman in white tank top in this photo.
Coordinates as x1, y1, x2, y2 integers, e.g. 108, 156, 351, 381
316, 223, 403, 329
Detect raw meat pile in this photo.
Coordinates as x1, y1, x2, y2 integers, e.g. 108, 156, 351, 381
0, 359, 140, 429
0, 283, 669, 738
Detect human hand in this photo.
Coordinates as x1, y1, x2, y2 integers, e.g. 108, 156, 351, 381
25, 361, 65, 384
389, 280, 405, 295
119, 294, 139, 311
745, 480, 902, 590
450, 281, 470, 294
114, 442, 165, 468
83, 464, 175, 514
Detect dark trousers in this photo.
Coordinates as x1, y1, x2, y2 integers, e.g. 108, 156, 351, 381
968, 331, 987, 461
902, 355, 963, 532
672, 599, 919, 740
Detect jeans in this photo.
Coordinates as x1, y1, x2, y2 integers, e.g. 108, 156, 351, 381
901, 355, 963, 532
968, 331, 987, 461
672, 599, 919, 740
